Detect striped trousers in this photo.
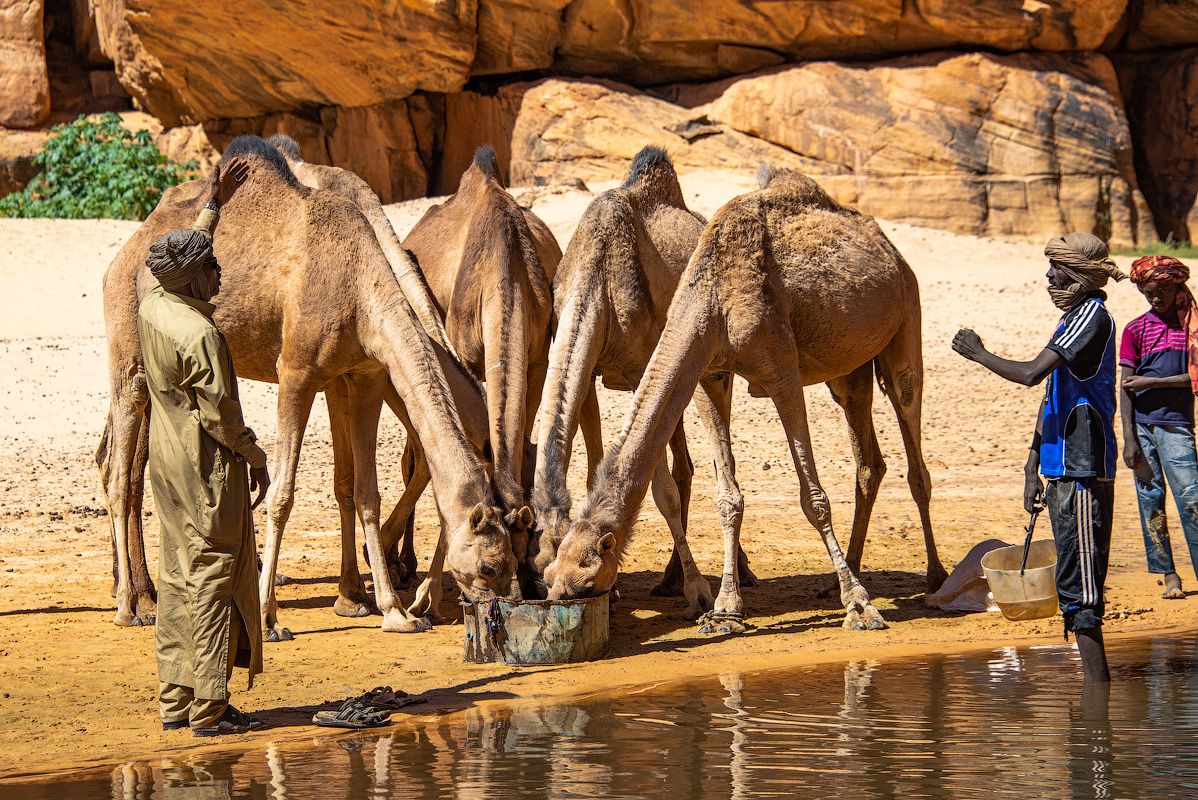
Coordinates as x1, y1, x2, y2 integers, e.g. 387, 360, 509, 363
1044, 477, 1113, 633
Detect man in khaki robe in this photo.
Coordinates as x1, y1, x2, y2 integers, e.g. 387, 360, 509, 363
138, 157, 272, 736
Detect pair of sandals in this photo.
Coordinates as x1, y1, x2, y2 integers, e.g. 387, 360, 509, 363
312, 686, 425, 730
164, 705, 268, 737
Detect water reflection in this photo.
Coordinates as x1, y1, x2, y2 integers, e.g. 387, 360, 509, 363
7, 634, 1198, 800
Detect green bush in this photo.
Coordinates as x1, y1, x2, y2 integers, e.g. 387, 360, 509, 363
0, 112, 198, 221
1112, 235, 1198, 260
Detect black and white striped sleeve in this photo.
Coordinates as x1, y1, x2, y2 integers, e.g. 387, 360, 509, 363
1046, 298, 1113, 379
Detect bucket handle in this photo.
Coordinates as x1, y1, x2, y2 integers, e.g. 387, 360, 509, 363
1020, 504, 1044, 576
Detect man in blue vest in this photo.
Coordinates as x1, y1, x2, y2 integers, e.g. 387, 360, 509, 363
953, 232, 1126, 683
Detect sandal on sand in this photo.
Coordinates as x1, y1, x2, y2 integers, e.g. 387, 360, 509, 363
359, 686, 426, 711
313, 698, 393, 730
193, 705, 268, 737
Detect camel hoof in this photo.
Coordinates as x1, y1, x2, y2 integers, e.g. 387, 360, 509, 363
925, 567, 949, 595
139, 614, 156, 626
864, 606, 889, 630
382, 609, 431, 633
334, 598, 372, 618
651, 581, 684, 597
266, 628, 294, 643
697, 610, 746, 635
738, 570, 760, 588
274, 573, 292, 587
843, 608, 866, 630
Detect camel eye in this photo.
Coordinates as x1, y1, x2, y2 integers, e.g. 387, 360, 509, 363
480, 563, 498, 579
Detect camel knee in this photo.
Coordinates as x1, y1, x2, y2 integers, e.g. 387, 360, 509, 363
332, 474, 354, 515
801, 486, 833, 528
857, 456, 886, 496
717, 490, 744, 530
267, 484, 297, 528
907, 463, 932, 505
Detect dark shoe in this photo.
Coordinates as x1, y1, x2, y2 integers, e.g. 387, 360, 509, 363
193, 705, 268, 737
161, 717, 189, 731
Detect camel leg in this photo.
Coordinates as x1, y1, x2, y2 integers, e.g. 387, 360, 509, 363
408, 516, 449, 623
826, 364, 887, 581
258, 375, 321, 643
378, 436, 429, 590
128, 405, 157, 622
876, 317, 948, 593
97, 378, 150, 628
767, 373, 887, 631
651, 420, 691, 597
325, 379, 373, 618
344, 373, 431, 633
580, 379, 604, 488
692, 373, 751, 634
650, 450, 713, 619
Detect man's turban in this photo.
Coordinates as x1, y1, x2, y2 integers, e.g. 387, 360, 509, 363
1131, 255, 1198, 394
146, 229, 214, 291
1044, 232, 1127, 311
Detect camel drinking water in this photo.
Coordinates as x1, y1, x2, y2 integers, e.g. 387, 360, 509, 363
545, 165, 947, 633
403, 146, 562, 583
98, 135, 522, 637
530, 145, 756, 616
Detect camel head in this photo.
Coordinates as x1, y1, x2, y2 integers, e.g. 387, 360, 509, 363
447, 503, 521, 603
543, 517, 619, 601
522, 505, 571, 599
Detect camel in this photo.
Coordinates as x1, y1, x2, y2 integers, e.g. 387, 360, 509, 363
529, 145, 756, 615
545, 165, 948, 633
402, 146, 561, 578
98, 135, 522, 638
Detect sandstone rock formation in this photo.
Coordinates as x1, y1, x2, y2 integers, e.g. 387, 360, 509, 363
1, 0, 49, 127
1124, 0, 1198, 50
1117, 48, 1198, 242
666, 52, 1154, 246
556, 0, 1126, 85
203, 97, 442, 203
94, 0, 474, 125
441, 78, 836, 194
0, 126, 45, 195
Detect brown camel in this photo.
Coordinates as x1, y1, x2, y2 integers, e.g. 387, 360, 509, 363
545, 165, 947, 633
403, 146, 561, 574
98, 135, 521, 637
529, 145, 756, 615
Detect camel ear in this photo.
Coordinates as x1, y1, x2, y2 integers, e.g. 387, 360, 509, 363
518, 506, 534, 530
597, 532, 617, 556
469, 503, 485, 531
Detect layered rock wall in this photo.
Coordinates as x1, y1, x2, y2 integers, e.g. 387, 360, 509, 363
6, 0, 1198, 243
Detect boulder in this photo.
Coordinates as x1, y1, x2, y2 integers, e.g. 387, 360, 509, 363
1117, 48, 1198, 242
203, 97, 444, 203
473, 0, 572, 76
0, 126, 46, 196
557, 0, 1125, 85
1125, 0, 1198, 50
669, 52, 1154, 246
440, 78, 838, 194
0, 0, 49, 128
94, 0, 474, 125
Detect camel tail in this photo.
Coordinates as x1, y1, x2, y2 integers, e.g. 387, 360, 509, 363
473, 145, 500, 181
265, 134, 301, 162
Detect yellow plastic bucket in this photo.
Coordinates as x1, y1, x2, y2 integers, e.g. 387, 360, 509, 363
981, 539, 1059, 621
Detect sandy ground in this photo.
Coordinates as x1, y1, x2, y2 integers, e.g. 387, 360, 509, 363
2, 171, 1197, 781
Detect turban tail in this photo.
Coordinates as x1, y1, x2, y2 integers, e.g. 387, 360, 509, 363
1044, 232, 1127, 311
1131, 255, 1198, 395
146, 208, 219, 291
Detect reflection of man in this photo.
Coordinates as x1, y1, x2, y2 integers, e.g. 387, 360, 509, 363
953, 232, 1125, 683
139, 159, 272, 735
1120, 256, 1198, 600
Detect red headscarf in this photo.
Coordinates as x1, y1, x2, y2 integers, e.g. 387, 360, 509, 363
1130, 255, 1198, 394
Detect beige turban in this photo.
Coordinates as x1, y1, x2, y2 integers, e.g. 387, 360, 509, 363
1044, 232, 1127, 311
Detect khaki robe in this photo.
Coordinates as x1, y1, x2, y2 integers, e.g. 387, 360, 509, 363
138, 284, 266, 699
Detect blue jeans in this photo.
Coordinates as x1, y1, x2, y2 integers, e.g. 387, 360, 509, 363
1134, 423, 1198, 578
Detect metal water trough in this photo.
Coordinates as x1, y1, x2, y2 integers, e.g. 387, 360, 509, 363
462, 594, 609, 665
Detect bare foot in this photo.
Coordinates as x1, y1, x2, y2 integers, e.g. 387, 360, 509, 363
1162, 572, 1185, 599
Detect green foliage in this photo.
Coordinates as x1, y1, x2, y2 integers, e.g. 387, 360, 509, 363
0, 112, 198, 220
1112, 235, 1198, 260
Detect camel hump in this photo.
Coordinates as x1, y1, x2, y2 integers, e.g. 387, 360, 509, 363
757, 163, 840, 210
473, 145, 499, 180
265, 133, 301, 162
223, 134, 302, 189
622, 145, 672, 189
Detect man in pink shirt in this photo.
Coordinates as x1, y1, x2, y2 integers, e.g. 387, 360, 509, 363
1120, 255, 1198, 600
